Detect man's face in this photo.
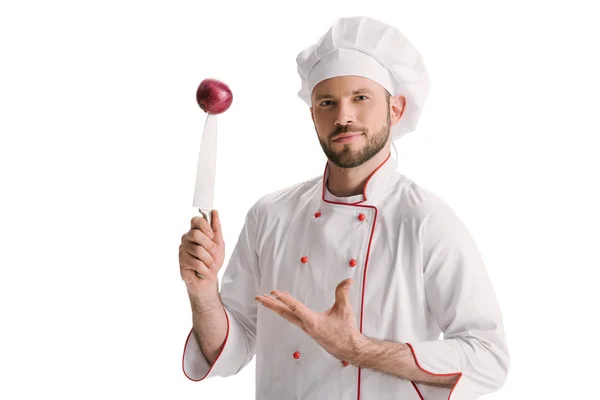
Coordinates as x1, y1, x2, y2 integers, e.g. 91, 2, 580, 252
310, 76, 395, 169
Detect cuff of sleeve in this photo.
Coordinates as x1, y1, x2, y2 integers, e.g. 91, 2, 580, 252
181, 306, 245, 381
407, 340, 461, 374
407, 341, 473, 399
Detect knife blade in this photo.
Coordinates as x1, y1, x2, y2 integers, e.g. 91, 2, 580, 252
192, 113, 218, 279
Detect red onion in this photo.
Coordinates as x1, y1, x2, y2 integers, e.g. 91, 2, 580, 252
196, 78, 233, 114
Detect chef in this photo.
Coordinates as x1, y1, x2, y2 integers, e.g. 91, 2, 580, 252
179, 16, 510, 399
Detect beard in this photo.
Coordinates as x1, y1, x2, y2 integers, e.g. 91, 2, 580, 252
318, 113, 391, 169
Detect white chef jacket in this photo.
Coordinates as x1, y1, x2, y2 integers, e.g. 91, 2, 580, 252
182, 152, 510, 399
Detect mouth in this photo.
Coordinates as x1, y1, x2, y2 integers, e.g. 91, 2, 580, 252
332, 132, 363, 143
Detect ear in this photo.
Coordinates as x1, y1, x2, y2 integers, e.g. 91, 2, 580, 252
310, 106, 314, 123
390, 95, 406, 126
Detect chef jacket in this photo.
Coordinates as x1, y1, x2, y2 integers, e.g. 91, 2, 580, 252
181, 152, 510, 399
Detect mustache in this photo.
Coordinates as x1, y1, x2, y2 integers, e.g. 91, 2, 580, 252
330, 125, 367, 139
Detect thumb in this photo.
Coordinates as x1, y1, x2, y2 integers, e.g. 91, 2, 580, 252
211, 209, 224, 244
335, 278, 353, 306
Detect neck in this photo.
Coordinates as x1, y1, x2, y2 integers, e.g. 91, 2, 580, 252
327, 147, 391, 197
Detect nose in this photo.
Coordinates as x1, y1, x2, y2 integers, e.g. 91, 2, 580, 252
333, 100, 356, 127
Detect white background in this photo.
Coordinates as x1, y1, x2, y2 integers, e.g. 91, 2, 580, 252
1, 0, 598, 398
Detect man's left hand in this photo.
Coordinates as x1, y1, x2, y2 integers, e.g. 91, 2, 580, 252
255, 278, 361, 362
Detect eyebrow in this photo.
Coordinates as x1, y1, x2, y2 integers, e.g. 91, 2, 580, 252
314, 88, 373, 101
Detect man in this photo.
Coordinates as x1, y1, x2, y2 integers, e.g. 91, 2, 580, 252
178, 16, 510, 399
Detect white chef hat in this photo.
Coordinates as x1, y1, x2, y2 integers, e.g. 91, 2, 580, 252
296, 16, 431, 141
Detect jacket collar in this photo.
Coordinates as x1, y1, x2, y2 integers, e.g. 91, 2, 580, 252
321, 151, 397, 205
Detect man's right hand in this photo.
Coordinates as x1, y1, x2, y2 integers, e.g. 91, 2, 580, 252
179, 210, 225, 298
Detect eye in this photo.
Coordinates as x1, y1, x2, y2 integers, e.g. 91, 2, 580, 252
355, 95, 368, 101
320, 100, 334, 107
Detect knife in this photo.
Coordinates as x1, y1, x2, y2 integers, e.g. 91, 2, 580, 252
192, 113, 218, 279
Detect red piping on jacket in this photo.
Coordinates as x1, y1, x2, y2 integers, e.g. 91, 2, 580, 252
411, 381, 426, 400
322, 153, 410, 400
182, 306, 231, 381
406, 342, 463, 399
321, 153, 390, 206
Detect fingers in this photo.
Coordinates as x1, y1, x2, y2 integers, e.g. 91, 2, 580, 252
182, 239, 215, 267
268, 291, 314, 324
179, 248, 214, 280
179, 228, 216, 280
190, 216, 214, 240
256, 294, 303, 328
185, 229, 218, 255
181, 215, 221, 286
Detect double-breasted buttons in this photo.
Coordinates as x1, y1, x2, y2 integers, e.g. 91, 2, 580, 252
298, 208, 366, 369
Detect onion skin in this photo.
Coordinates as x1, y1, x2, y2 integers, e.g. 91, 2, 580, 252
196, 78, 233, 114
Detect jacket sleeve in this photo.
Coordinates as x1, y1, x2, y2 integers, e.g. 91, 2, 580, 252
406, 200, 511, 399
182, 198, 262, 381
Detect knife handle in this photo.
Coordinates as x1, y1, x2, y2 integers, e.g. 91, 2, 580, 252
198, 208, 212, 227
195, 208, 213, 279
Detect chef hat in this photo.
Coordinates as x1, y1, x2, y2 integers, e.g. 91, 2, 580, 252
296, 16, 431, 141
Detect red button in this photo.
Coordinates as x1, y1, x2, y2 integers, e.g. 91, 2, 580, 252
341, 360, 349, 367
349, 259, 357, 267
314, 211, 322, 218
293, 351, 301, 359
358, 213, 366, 221
301, 256, 308, 264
